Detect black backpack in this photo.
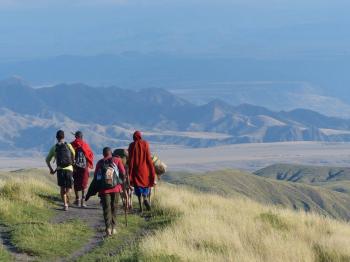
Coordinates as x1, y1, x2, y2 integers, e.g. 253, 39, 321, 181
55, 143, 73, 168
75, 147, 87, 168
96, 158, 123, 190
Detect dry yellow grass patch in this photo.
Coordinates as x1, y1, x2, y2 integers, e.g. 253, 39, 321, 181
140, 184, 350, 262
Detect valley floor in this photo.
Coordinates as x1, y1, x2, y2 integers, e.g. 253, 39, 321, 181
158, 141, 350, 171
2, 141, 350, 172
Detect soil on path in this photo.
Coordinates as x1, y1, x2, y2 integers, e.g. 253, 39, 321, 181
0, 224, 35, 262
52, 199, 123, 262
0, 197, 141, 262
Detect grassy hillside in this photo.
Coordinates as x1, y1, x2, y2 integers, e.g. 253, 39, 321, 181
122, 184, 350, 262
254, 164, 350, 195
164, 170, 350, 220
0, 169, 172, 261
254, 164, 350, 184
1, 169, 350, 261
0, 169, 93, 261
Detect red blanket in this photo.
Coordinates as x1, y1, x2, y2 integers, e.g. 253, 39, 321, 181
71, 138, 94, 169
128, 131, 155, 187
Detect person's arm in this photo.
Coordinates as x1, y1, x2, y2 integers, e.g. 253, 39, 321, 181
45, 146, 55, 174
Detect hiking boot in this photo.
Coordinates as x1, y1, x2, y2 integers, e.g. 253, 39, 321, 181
63, 205, 69, 211
144, 199, 151, 211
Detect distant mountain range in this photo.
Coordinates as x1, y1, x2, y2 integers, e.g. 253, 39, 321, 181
1, 53, 350, 117
1, 77, 350, 152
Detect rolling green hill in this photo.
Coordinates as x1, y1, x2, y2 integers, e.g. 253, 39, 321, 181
254, 164, 350, 183
163, 169, 350, 221
140, 184, 350, 262
254, 164, 350, 194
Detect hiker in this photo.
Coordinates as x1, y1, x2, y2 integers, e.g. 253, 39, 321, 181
113, 149, 133, 210
46, 130, 75, 211
128, 131, 156, 213
71, 131, 94, 207
86, 147, 126, 236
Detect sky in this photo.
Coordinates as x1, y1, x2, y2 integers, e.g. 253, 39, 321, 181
0, 0, 349, 60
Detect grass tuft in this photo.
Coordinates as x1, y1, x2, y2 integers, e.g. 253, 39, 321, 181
12, 220, 92, 259
259, 211, 289, 231
0, 245, 13, 262
313, 244, 350, 262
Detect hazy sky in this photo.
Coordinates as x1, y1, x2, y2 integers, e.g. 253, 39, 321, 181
0, 0, 349, 60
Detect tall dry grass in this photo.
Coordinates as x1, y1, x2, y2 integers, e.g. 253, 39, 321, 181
140, 184, 350, 262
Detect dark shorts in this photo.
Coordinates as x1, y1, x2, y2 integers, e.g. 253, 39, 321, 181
57, 169, 74, 188
134, 186, 150, 197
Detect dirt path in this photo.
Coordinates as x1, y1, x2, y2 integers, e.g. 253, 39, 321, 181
0, 199, 108, 262
0, 224, 35, 262
0, 197, 144, 262
53, 198, 133, 262
51, 199, 108, 262
0, 199, 105, 262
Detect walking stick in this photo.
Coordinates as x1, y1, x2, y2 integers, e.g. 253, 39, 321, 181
123, 181, 128, 227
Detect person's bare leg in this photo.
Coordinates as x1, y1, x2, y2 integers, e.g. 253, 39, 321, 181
148, 188, 152, 205
74, 189, 79, 203
61, 187, 69, 210
138, 196, 142, 213
60, 187, 65, 203
81, 189, 87, 207
143, 194, 151, 211
74, 189, 82, 206
129, 189, 133, 210
66, 188, 71, 205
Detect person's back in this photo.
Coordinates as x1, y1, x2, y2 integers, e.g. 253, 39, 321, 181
128, 131, 155, 212
128, 131, 155, 188
71, 131, 94, 207
90, 147, 125, 236
46, 130, 75, 211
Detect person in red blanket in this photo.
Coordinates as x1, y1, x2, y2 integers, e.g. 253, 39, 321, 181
128, 131, 156, 212
71, 131, 94, 207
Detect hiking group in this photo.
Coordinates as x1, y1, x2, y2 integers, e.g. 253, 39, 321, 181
46, 130, 166, 236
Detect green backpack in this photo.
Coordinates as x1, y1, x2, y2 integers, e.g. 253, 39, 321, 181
96, 158, 123, 190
